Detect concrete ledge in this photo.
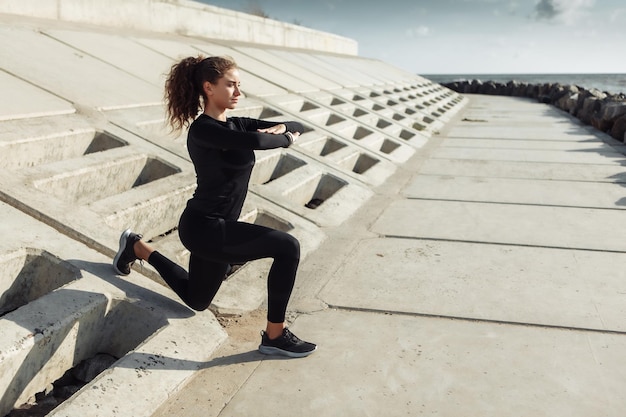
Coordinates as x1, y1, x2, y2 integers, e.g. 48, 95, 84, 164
0, 117, 196, 257
444, 79, 626, 142
263, 93, 419, 163
319, 238, 626, 331
217, 309, 626, 416
0, 201, 226, 417
0, 0, 358, 55
249, 149, 374, 227
373, 199, 626, 252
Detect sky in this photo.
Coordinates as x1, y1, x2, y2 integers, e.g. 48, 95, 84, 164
198, 0, 626, 75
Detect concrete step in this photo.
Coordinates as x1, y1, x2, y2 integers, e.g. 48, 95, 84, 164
295, 131, 395, 186
0, 201, 227, 417
30, 150, 181, 206
250, 150, 373, 227
0, 115, 122, 169
263, 94, 418, 163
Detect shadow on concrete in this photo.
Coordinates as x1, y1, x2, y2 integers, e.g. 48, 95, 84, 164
0, 259, 195, 415
67, 259, 195, 320
115, 347, 290, 374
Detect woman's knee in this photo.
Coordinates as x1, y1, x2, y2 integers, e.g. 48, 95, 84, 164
279, 232, 300, 259
185, 298, 212, 312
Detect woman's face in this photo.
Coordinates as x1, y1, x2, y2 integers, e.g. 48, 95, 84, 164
206, 68, 241, 110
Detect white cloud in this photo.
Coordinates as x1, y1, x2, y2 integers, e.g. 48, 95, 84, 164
609, 8, 626, 23
534, 0, 595, 25
405, 25, 430, 38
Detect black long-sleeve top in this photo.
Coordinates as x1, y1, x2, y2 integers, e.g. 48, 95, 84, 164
185, 114, 304, 220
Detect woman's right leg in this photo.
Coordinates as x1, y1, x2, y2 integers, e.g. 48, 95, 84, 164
179, 210, 301, 324
147, 250, 228, 311
115, 237, 226, 312
114, 210, 228, 311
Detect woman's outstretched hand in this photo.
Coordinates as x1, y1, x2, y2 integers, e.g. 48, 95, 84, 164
257, 124, 287, 134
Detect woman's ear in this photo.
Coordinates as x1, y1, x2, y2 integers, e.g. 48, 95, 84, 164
203, 81, 213, 96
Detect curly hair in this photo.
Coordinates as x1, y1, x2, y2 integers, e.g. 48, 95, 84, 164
164, 55, 238, 132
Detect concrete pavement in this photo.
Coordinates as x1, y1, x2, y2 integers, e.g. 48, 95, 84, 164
153, 95, 626, 417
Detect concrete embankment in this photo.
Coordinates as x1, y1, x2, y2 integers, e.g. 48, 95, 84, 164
0, 1, 467, 416
444, 79, 626, 143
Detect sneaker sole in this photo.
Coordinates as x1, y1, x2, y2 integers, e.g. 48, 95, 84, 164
258, 345, 316, 358
112, 228, 132, 275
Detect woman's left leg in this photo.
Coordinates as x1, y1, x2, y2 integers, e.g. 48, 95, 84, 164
213, 221, 315, 357
214, 220, 301, 326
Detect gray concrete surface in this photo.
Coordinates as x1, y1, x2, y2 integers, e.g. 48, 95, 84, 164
0, 200, 226, 417
153, 94, 626, 417
0, 0, 357, 55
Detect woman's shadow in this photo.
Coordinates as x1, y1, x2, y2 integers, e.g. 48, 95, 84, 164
68, 258, 276, 368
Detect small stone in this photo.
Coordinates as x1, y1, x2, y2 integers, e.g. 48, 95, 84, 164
72, 353, 117, 382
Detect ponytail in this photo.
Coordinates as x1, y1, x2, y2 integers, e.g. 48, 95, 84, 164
164, 55, 238, 132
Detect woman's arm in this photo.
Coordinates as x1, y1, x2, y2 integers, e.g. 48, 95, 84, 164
244, 118, 304, 135
189, 117, 293, 150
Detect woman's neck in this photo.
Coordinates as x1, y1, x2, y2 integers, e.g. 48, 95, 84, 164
203, 108, 227, 122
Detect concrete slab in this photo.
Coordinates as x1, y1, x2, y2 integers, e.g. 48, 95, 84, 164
133, 35, 210, 61
203, 41, 321, 94
331, 87, 449, 134
460, 104, 573, 118
448, 113, 605, 142
235, 46, 343, 91
0, 0, 359, 55
458, 112, 585, 126
460, 95, 551, 110
0, 26, 162, 110
218, 310, 626, 417
273, 51, 362, 88
461, 102, 568, 117
371, 199, 626, 252
440, 137, 626, 151
335, 55, 435, 88
361, 85, 464, 125
262, 94, 420, 163
403, 175, 626, 209
43, 28, 175, 87
248, 149, 374, 227
446, 125, 611, 141
418, 158, 626, 183
447, 96, 604, 139
191, 41, 292, 97
431, 146, 626, 165
320, 55, 389, 86
319, 238, 626, 331
0, 200, 226, 417
0, 71, 75, 120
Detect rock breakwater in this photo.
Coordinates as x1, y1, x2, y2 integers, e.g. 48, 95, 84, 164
443, 80, 626, 142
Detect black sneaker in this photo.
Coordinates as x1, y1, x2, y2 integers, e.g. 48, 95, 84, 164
112, 228, 142, 275
258, 328, 317, 358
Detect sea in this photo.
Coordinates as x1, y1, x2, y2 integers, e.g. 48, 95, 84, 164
423, 73, 626, 96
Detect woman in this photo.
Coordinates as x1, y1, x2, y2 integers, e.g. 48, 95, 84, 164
113, 55, 316, 358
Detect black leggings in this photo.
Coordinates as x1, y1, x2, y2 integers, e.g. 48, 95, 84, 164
147, 208, 300, 323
